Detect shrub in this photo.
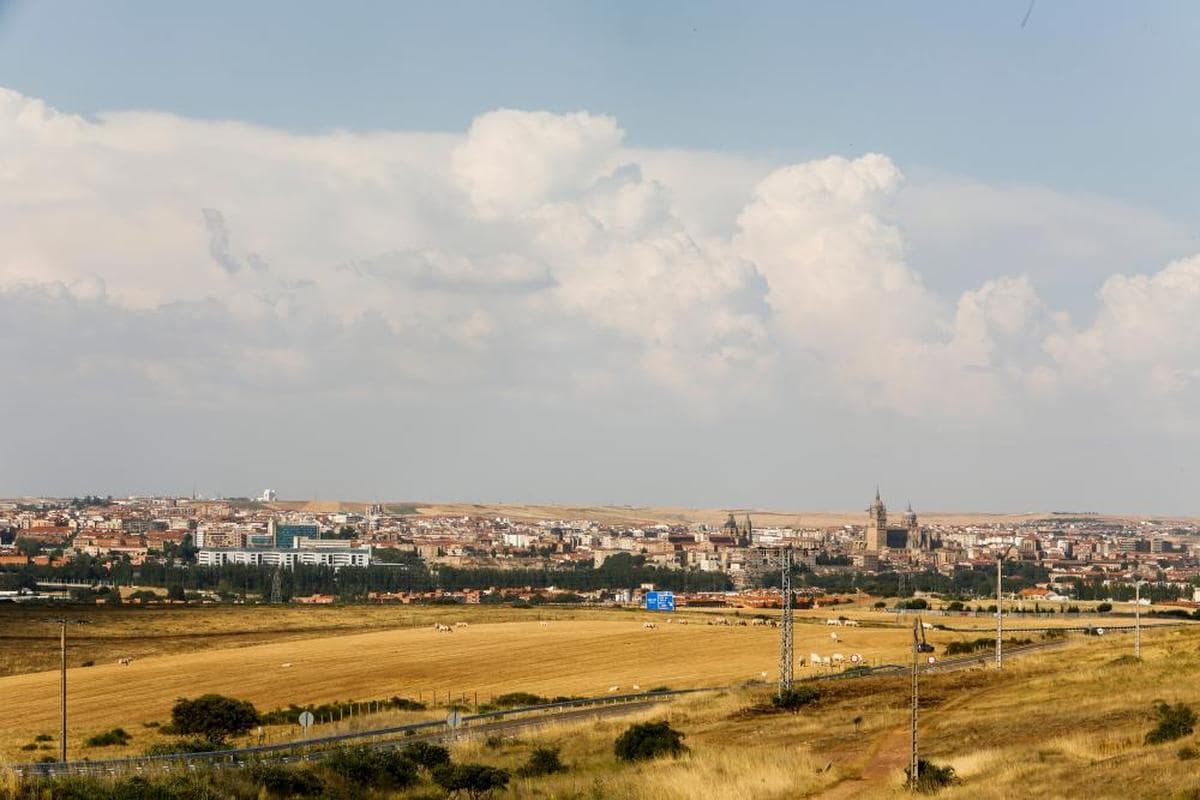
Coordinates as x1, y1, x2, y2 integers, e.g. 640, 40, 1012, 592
945, 601, 964, 612
432, 763, 511, 798
402, 740, 451, 769
772, 686, 820, 711
898, 598, 928, 610
614, 720, 687, 762
325, 745, 418, 788
873, 601, 886, 609
34, 733, 53, 742
170, 694, 259, 743
1146, 702, 1197, 745
1179, 745, 1199, 761
143, 738, 230, 756
251, 765, 325, 797
1097, 602, 1112, 613
19, 743, 37, 751
80, 660, 95, 667
492, 692, 547, 708
85, 728, 131, 747
904, 759, 958, 792
518, 746, 566, 777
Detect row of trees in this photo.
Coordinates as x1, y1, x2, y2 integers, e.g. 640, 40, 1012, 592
0, 551, 730, 601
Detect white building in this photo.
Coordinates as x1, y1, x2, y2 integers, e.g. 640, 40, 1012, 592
197, 545, 371, 570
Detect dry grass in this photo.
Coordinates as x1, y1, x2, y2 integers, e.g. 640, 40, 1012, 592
0, 609, 938, 762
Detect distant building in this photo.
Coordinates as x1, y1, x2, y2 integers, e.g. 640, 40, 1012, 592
269, 519, 320, 548
260, 489, 277, 502
864, 489, 939, 553
197, 544, 370, 570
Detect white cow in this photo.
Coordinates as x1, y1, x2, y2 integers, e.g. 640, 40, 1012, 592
826, 619, 841, 626
434, 623, 453, 633
843, 620, 860, 627
454, 622, 469, 628
117, 657, 132, 666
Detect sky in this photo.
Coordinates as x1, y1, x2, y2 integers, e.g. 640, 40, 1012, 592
1, 1, 1199, 512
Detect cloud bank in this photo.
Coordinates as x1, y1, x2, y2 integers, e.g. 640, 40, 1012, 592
2, 87, 1197, 506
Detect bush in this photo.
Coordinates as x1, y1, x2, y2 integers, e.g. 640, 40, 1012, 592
170, 694, 259, 743
1097, 602, 1112, 613
1179, 745, 1199, 761
492, 692, 547, 708
898, 598, 928, 610
432, 763, 511, 798
325, 745, 418, 788
904, 759, 958, 792
518, 746, 566, 777
772, 686, 820, 711
873, 601, 887, 609
945, 601, 964, 612
34, 733, 53, 742
252, 765, 325, 797
143, 738, 230, 756
614, 720, 687, 762
401, 740, 451, 770
1146, 702, 1197, 745
85, 728, 131, 747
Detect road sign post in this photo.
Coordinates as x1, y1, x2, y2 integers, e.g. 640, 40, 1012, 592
298, 711, 314, 738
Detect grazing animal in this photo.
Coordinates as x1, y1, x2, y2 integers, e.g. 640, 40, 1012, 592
117, 657, 132, 667
642, 622, 657, 630
434, 624, 453, 633
608, 685, 620, 692
922, 622, 934, 630
750, 618, 766, 626
632, 684, 640, 690
279, 662, 292, 668
539, 621, 549, 627
826, 619, 840, 626
831, 653, 845, 664
677, 619, 688, 625
735, 619, 748, 626
843, 620, 859, 627
810, 652, 822, 664
454, 622, 469, 628
830, 632, 840, 642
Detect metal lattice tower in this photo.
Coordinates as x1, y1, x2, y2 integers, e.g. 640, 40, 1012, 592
910, 619, 920, 790
898, 570, 908, 599
778, 546, 794, 694
270, 567, 283, 604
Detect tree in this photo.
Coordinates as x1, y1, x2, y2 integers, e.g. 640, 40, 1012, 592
614, 720, 686, 762
166, 584, 186, 602
401, 741, 450, 770
14, 538, 41, 558
170, 695, 260, 743
432, 763, 511, 798
772, 686, 820, 711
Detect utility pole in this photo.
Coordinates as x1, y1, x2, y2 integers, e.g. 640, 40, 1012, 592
995, 544, 1015, 670
910, 619, 919, 790
1135, 579, 1142, 659
778, 546, 794, 695
59, 620, 67, 763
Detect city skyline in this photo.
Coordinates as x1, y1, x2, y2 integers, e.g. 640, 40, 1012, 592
2, 2, 1199, 513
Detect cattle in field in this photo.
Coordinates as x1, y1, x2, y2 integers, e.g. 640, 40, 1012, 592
750, 618, 766, 626
454, 622, 469, 628
843, 619, 859, 627
279, 662, 292, 668
117, 657, 132, 666
540, 621, 549, 627
434, 623, 452, 633
608, 685, 620, 692
642, 622, 657, 630
831, 653, 845, 664
826, 619, 841, 626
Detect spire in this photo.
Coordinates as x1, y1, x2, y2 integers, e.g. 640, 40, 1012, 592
875, 485, 881, 502
907, 500, 913, 512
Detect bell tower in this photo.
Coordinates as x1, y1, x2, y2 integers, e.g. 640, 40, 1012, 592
866, 487, 888, 551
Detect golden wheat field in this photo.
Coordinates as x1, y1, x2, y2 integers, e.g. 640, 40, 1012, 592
0, 608, 943, 762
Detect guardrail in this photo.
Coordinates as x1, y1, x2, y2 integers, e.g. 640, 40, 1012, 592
9, 687, 714, 779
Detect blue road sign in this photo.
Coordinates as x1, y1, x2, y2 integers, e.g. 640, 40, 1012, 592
644, 591, 675, 611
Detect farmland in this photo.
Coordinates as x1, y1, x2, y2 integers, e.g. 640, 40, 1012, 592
0, 604, 954, 762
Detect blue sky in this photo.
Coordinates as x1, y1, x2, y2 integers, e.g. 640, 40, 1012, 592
2, 2, 1199, 511
2, 1, 1197, 213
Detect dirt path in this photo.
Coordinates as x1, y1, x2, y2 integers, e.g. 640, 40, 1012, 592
815, 724, 910, 799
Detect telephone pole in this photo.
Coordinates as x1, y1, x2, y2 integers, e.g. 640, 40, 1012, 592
910, 619, 920, 790
1135, 579, 1142, 659
995, 545, 1015, 669
778, 546, 794, 694
59, 621, 67, 763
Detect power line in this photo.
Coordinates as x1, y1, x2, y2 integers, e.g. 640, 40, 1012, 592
778, 546, 793, 695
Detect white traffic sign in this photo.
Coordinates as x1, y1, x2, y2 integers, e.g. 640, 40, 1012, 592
298, 711, 314, 730
446, 709, 463, 729
1095, 627, 1105, 636
926, 655, 936, 665
850, 654, 862, 664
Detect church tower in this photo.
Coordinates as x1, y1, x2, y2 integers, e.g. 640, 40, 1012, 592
904, 502, 921, 550
866, 488, 888, 551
